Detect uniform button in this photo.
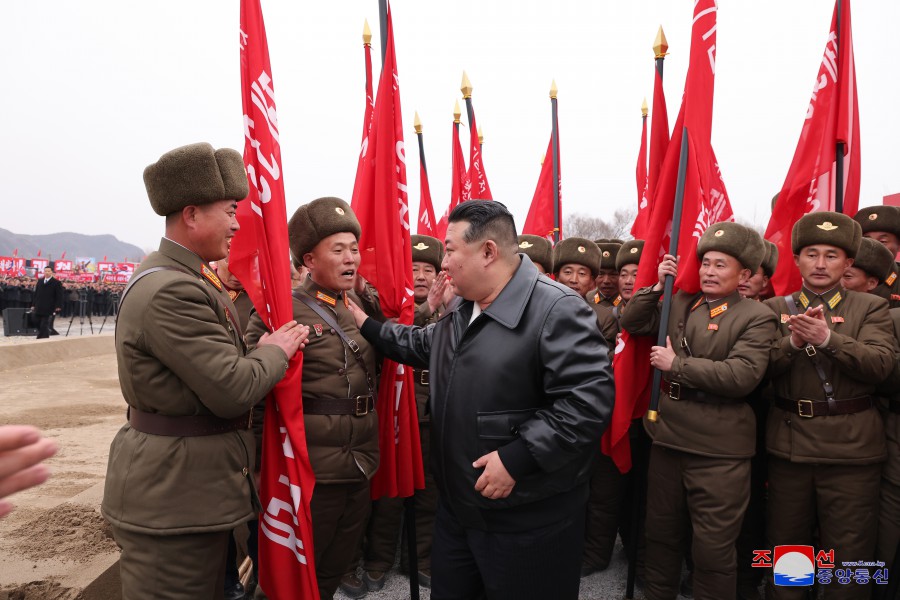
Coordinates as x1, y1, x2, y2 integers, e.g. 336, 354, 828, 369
241, 467, 249, 476
330, 328, 336, 335
338, 367, 346, 376
509, 426, 519, 436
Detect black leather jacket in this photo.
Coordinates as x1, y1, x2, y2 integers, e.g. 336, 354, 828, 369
361, 255, 614, 531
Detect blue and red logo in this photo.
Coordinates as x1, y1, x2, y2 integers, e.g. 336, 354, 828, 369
772, 545, 816, 586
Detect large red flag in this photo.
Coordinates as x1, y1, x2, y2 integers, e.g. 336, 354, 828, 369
522, 138, 560, 241
350, 23, 376, 213
416, 135, 438, 237
463, 110, 493, 201
632, 111, 649, 238
435, 119, 467, 241
604, 0, 721, 473
352, 6, 424, 499
765, 0, 860, 295
634, 66, 671, 238
231, 1, 318, 598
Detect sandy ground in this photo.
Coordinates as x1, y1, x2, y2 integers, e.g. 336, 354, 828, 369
0, 331, 123, 600
0, 328, 702, 600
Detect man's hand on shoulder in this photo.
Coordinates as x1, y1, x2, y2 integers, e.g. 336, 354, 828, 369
473, 451, 516, 500
257, 320, 309, 359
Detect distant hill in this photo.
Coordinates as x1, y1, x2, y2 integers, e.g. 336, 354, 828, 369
0, 228, 145, 262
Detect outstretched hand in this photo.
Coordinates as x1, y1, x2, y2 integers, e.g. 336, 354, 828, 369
0, 426, 58, 519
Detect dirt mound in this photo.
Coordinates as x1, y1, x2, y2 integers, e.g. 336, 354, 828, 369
0, 580, 82, 600
7, 504, 117, 563
1, 404, 120, 430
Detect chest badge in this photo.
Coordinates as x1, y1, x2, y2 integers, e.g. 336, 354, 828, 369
781, 314, 790, 323
830, 316, 844, 324
313, 324, 323, 337
707, 323, 719, 331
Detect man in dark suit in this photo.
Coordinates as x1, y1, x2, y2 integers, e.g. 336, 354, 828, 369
33, 267, 63, 339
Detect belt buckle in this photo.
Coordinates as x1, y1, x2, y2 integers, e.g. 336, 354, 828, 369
797, 399, 815, 418
355, 395, 370, 417
348, 339, 360, 353
669, 382, 681, 401
805, 345, 817, 357
419, 369, 430, 386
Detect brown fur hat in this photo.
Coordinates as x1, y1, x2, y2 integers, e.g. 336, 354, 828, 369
552, 238, 601, 276
143, 143, 248, 216
516, 235, 553, 273
853, 205, 900, 237
696, 222, 766, 272
411, 235, 444, 271
791, 211, 862, 258
761, 240, 779, 278
288, 197, 361, 267
616, 240, 644, 271
852, 237, 896, 280
596, 242, 622, 270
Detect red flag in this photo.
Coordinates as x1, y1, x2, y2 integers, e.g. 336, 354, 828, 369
37, 249, 42, 258
350, 28, 376, 214
632, 113, 649, 238
522, 138, 560, 241
765, 0, 860, 295
648, 67, 670, 204
605, 0, 721, 473
12, 248, 17, 257
231, 1, 318, 598
435, 120, 467, 241
416, 138, 438, 238
463, 109, 493, 201
352, 6, 424, 499
60, 251, 65, 259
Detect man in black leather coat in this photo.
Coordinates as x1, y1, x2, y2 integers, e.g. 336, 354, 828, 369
349, 201, 614, 600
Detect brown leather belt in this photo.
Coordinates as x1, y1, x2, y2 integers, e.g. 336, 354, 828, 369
888, 398, 900, 415
128, 407, 251, 436
414, 369, 430, 386
304, 395, 375, 416
660, 381, 737, 404
774, 396, 873, 418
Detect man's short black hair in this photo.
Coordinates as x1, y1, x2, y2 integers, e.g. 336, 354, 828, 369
448, 200, 518, 248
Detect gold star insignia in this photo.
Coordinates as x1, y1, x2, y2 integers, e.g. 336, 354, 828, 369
577, 246, 586, 253
630, 247, 638, 254
335, 207, 345, 215
869, 213, 878, 221
714, 229, 725, 237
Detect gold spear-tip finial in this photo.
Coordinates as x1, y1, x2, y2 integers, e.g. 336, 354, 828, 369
461, 71, 473, 98
362, 19, 372, 46
478, 126, 484, 145
414, 111, 422, 134
549, 79, 558, 99
453, 100, 461, 123
654, 25, 669, 58
540, 152, 546, 166
642, 98, 649, 117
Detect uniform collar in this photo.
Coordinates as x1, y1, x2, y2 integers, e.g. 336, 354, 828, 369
303, 277, 346, 308
159, 237, 224, 291
799, 285, 843, 311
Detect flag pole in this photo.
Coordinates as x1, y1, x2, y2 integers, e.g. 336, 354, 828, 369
550, 80, 560, 243
414, 111, 427, 176
478, 126, 484, 155
377, 0, 388, 68
647, 128, 689, 423
461, 71, 475, 132
834, 0, 844, 214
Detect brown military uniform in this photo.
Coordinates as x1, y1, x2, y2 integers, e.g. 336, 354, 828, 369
363, 301, 442, 577
764, 287, 897, 600
889, 263, 900, 308
622, 287, 777, 600
246, 277, 380, 600
877, 309, 900, 569
588, 288, 623, 310
102, 238, 289, 600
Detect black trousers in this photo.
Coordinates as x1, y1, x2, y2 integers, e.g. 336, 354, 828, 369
36, 314, 52, 339
431, 499, 584, 600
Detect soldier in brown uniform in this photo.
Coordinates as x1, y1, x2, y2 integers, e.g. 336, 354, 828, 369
215, 254, 255, 332
101, 143, 306, 600
246, 197, 381, 600
616, 239, 644, 319
764, 211, 897, 600
854, 205, 900, 308
841, 235, 897, 307
738, 240, 778, 302
516, 234, 553, 275
587, 239, 624, 308
620, 222, 777, 600
361, 235, 447, 592
553, 237, 619, 348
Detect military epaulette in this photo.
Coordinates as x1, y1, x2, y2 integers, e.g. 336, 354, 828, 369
690, 296, 705, 312
316, 290, 337, 307
709, 303, 728, 318
886, 272, 897, 286
201, 264, 223, 291
612, 295, 622, 307
594, 293, 601, 304
798, 291, 810, 309
827, 291, 842, 310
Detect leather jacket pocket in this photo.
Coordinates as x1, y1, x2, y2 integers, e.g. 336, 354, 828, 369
476, 407, 539, 456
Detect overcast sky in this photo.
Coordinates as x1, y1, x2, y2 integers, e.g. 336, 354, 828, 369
3, 1, 897, 254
